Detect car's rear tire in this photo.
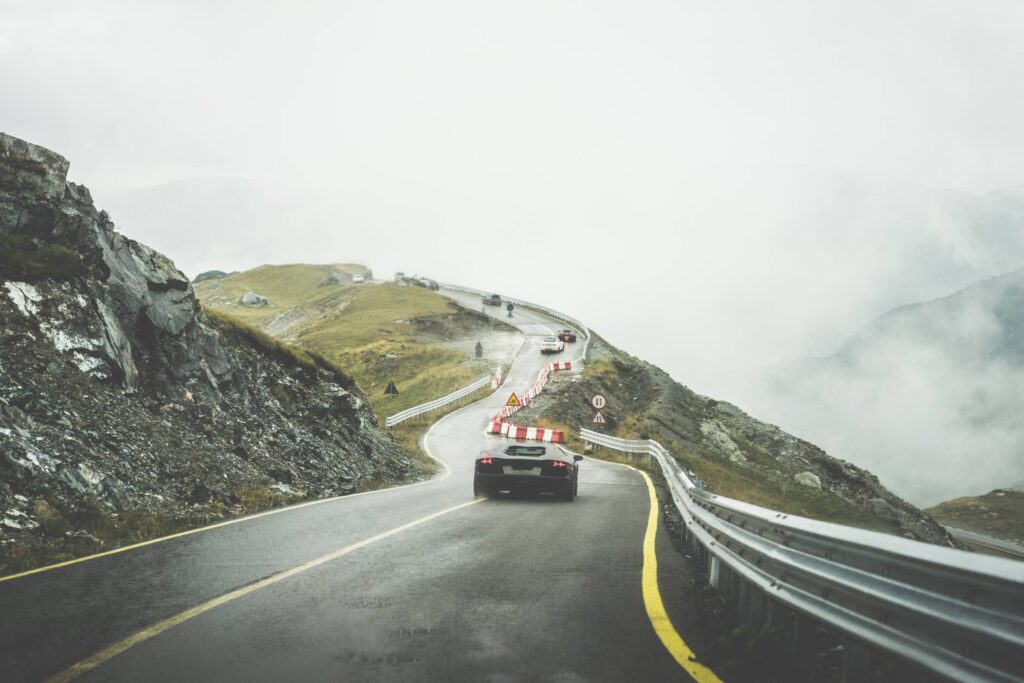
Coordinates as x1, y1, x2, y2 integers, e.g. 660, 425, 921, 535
474, 478, 490, 498
562, 482, 575, 502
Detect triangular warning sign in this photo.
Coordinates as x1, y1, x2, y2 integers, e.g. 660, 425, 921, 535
506, 392, 521, 407
385, 381, 399, 395
592, 410, 606, 424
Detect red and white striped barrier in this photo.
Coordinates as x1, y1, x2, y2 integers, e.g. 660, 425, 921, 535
489, 361, 564, 428
487, 421, 564, 443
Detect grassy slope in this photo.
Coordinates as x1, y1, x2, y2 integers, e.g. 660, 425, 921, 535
926, 489, 1024, 543
515, 338, 950, 540
197, 263, 371, 325
196, 266, 502, 421
584, 358, 891, 532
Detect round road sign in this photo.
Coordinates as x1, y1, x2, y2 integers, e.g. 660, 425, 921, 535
591, 394, 607, 410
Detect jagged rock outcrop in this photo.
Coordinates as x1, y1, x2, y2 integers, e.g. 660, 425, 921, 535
0, 133, 420, 573
1, 133, 234, 393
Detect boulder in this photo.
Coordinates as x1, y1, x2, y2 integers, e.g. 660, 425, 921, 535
241, 291, 269, 306
794, 471, 822, 489
700, 419, 747, 463
869, 497, 900, 522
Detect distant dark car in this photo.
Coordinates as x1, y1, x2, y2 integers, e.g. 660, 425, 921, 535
474, 444, 582, 501
557, 328, 577, 343
482, 294, 502, 306
421, 278, 440, 290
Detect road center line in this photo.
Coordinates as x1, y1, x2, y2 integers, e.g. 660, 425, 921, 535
44, 498, 483, 683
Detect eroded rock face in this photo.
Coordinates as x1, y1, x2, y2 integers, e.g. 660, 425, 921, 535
0, 132, 235, 392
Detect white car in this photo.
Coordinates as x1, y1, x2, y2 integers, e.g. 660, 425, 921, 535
352, 274, 365, 284
539, 336, 565, 354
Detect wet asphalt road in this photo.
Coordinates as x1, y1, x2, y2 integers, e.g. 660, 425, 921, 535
0, 294, 697, 682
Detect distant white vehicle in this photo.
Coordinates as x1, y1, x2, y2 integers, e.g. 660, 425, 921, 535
352, 274, 365, 284
539, 336, 565, 354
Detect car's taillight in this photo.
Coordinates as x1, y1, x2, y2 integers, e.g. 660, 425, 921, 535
480, 457, 493, 465
552, 460, 566, 468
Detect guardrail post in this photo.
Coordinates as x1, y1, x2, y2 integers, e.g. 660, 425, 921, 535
748, 586, 768, 626
842, 638, 870, 683
718, 563, 734, 599
709, 556, 720, 589
737, 578, 752, 624
766, 597, 784, 629
791, 612, 817, 674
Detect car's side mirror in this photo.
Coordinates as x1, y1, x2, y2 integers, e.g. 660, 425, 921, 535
573, 455, 583, 462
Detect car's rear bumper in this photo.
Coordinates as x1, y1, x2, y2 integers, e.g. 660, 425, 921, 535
475, 473, 572, 493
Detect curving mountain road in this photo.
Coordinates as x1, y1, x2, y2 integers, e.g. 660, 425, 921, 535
0, 296, 713, 682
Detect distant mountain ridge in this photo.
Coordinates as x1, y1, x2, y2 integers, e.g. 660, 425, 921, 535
746, 267, 1024, 506
834, 268, 1024, 365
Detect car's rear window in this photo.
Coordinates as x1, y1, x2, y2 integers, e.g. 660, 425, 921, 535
503, 445, 548, 457
544, 336, 556, 342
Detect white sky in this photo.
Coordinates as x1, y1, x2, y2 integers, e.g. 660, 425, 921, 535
4, 1, 1024, 499
4, 1, 1024, 195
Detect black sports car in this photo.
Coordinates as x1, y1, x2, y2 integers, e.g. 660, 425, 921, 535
557, 328, 577, 343
474, 444, 582, 501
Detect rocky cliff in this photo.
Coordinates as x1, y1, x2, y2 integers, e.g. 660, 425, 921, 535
0, 133, 420, 574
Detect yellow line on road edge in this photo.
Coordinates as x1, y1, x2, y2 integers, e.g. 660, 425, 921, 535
44, 497, 483, 683
637, 468, 723, 683
586, 456, 722, 682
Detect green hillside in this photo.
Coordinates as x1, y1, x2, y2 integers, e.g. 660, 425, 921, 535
195, 265, 517, 421
927, 489, 1024, 544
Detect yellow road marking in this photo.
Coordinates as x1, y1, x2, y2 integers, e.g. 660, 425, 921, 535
44, 497, 483, 683
586, 456, 723, 682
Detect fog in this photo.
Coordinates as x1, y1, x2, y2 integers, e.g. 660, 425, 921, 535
4, 1, 1024, 504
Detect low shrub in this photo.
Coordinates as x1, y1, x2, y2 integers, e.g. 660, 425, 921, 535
0, 234, 87, 282
204, 307, 356, 388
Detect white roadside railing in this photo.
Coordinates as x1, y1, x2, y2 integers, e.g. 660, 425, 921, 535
384, 373, 493, 427
580, 428, 1024, 683
439, 283, 591, 366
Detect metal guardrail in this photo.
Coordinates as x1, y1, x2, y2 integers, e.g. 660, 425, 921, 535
580, 428, 1024, 682
384, 373, 493, 427
439, 283, 591, 365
